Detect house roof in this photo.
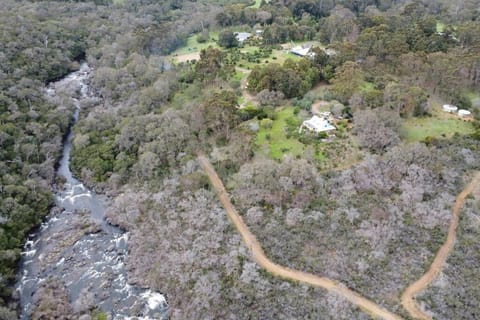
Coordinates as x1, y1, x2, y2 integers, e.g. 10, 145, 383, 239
302, 116, 336, 133
290, 45, 311, 56
234, 32, 251, 42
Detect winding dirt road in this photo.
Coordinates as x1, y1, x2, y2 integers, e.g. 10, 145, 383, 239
197, 153, 402, 320
401, 172, 480, 320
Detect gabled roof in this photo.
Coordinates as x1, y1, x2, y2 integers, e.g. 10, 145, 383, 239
290, 45, 311, 56
302, 116, 336, 133
234, 32, 252, 42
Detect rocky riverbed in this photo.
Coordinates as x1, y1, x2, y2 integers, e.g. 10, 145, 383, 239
15, 64, 168, 320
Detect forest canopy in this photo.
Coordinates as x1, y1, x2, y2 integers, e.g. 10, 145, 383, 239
1, 0, 480, 318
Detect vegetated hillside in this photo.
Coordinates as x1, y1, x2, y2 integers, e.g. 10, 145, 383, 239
418, 189, 480, 320
0, 3, 88, 314
2, 0, 480, 318
0, 0, 246, 316
228, 139, 479, 314
105, 173, 371, 319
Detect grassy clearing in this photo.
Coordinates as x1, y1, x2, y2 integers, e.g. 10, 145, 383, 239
248, 0, 262, 8
360, 82, 375, 93
236, 48, 303, 70
401, 95, 477, 143
436, 21, 445, 33
401, 117, 475, 142
171, 32, 219, 56
232, 71, 244, 81
255, 107, 304, 160
248, 0, 270, 8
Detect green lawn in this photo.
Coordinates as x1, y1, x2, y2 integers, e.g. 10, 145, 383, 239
401, 117, 475, 142
247, 0, 269, 9
236, 49, 303, 70
232, 71, 244, 81
436, 21, 445, 33
360, 82, 375, 93
255, 108, 304, 160
171, 32, 219, 56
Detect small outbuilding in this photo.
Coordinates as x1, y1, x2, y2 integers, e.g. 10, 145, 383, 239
234, 32, 252, 43
458, 109, 472, 117
300, 116, 336, 134
324, 48, 337, 56
442, 104, 458, 113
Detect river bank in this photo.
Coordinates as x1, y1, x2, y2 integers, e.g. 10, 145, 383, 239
14, 64, 168, 319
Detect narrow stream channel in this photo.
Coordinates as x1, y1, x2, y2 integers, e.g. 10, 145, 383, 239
15, 64, 168, 319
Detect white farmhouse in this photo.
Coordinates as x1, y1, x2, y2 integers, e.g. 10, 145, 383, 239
290, 45, 316, 58
442, 104, 458, 113
300, 115, 336, 133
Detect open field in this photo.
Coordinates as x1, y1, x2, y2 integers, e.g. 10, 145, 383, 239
255, 107, 304, 160
401, 117, 475, 142
171, 32, 219, 56
236, 47, 303, 70
401, 96, 476, 142
172, 52, 200, 63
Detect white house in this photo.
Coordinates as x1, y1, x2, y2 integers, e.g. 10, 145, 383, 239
234, 32, 251, 43
458, 109, 472, 117
442, 104, 458, 113
290, 45, 315, 57
300, 116, 336, 133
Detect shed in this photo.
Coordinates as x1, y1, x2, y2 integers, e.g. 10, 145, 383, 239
442, 104, 458, 113
234, 32, 252, 42
458, 109, 472, 117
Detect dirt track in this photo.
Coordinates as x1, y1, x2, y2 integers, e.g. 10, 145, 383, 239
311, 100, 330, 115
236, 67, 257, 108
197, 153, 402, 320
401, 172, 480, 320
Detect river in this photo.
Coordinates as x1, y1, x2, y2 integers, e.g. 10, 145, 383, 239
15, 64, 168, 319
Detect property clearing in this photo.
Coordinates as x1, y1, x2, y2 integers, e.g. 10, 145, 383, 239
311, 100, 330, 115
401, 172, 480, 320
173, 52, 200, 63
197, 153, 402, 320
170, 32, 219, 63
401, 96, 475, 142
401, 117, 475, 142
255, 107, 304, 160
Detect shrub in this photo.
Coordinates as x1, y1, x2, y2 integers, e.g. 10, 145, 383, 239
261, 118, 274, 129
197, 30, 209, 43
